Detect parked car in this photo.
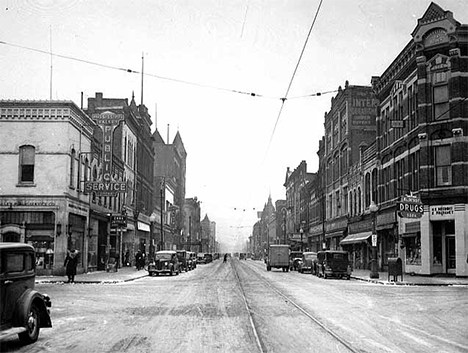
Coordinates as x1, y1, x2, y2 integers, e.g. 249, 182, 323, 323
176, 250, 188, 272
148, 251, 180, 276
298, 252, 318, 274
266, 244, 290, 272
197, 253, 207, 264
204, 253, 213, 263
289, 251, 303, 271
239, 253, 247, 260
317, 250, 351, 279
0, 243, 52, 345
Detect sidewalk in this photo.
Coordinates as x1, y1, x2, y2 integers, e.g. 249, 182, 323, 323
36, 266, 148, 284
351, 269, 468, 286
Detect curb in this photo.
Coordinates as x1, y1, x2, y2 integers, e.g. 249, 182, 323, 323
36, 274, 148, 285
351, 276, 468, 286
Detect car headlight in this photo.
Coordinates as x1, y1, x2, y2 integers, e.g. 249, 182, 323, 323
164, 262, 168, 266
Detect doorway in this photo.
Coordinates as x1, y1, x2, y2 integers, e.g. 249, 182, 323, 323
446, 236, 456, 273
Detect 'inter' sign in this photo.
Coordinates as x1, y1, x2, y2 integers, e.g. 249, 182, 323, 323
397, 195, 424, 218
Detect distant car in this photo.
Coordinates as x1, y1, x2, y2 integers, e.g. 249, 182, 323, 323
298, 252, 318, 274
0, 243, 52, 345
239, 253, 246, 260
204, 253, 213, 263
197, 253, 207, 264
176, 250, 188, 272
148, 251, 180, 276
289, 251, 303, 271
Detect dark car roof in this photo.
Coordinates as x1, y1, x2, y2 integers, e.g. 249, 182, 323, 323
0, 242, 35, 251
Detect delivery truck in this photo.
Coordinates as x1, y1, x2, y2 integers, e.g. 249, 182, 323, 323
266, 244, 290, 272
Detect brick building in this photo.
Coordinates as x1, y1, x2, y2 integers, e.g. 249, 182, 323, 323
372, 3, 468, 276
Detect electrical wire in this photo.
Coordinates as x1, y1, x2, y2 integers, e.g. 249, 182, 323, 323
0, 38, 334, 103
262, 0, 324, 162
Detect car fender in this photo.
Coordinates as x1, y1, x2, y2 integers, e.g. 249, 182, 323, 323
13, 289, 52, 328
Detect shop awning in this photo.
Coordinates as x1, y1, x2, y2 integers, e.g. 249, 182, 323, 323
340, 232, 372, 245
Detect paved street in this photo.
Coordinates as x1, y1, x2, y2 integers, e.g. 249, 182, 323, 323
2, 258, 468, 353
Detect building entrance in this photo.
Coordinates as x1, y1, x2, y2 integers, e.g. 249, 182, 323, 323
446, 236, 456, 273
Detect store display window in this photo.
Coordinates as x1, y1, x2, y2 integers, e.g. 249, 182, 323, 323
29, 240, 54, 269
405, 233, 421, 265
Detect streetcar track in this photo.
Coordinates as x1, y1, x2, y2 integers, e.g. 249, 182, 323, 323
232, 259, 362, 353
231, 260, 267, 353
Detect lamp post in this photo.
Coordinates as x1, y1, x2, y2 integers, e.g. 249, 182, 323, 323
369, 201, 379, 279
299, 221, 305, 253
149, 213, 157, 261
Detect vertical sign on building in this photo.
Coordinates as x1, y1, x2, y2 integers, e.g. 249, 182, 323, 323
84, 111, 127, 196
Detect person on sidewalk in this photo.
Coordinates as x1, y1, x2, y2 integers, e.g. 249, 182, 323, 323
135, 249, 143, 270
64, 249, 78, 283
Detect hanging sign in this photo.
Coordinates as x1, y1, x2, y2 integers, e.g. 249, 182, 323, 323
85, 111, 126, 195
397, 195, 424, 218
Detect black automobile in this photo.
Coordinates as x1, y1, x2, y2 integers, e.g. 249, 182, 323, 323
289, 251, 303, 271
148, 251, 181, 276
176, 250, 189, 272
0, 243, 52, 345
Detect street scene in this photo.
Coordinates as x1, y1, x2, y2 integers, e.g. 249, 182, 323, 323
2, 257, 468, 353
1, 0, 468, 352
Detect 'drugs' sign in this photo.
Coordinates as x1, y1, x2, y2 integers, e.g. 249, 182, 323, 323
84, 111, 126, 196
397, 195, 424, 218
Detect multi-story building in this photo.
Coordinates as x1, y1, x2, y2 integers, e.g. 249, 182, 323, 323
0, 100, 96, 275
182, 197, 201, 252
319, 82, 378, 250
284, 160, 314, 249
372, 2, 468, 276
86, 92, 154, 267
153, 129, 187, 250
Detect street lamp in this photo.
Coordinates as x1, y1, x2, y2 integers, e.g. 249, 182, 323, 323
299, 223, 305, 253
149, 213, 157, 261
369, 200, 379, 279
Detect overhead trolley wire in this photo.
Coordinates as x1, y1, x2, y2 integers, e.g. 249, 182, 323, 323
262, 0, 324, 163
0, 38, 333, 103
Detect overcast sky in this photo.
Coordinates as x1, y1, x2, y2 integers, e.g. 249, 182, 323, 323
1, 0, 466, 251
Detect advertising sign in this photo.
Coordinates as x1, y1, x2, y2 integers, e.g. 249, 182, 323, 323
85, 111, 126, 196
397, 195, 424, 218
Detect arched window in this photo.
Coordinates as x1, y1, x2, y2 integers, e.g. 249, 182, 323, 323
372, 169, 378, 203
365, 173, 371, 207
19, 145, 35, 183
357, 187, 362, 214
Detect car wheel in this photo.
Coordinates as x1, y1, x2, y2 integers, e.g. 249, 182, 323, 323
18, 303, 40, 344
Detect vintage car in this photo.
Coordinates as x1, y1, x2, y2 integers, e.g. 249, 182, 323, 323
298, 252, 318, 274
147, 251, 180, 276
317, 250, 352, 279
176, 250, 188, 272
196, 253, 206, 264
289, 251, 303, 271
204, 253, 213, 263
0, 243, 52, 345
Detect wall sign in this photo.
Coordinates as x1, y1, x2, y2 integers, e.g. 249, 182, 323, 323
84, 111, 126, 196
430, 205, 454, 220
397, 195, 424, 218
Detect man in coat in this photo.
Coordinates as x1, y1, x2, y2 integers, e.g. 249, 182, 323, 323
64, 249, 78, 283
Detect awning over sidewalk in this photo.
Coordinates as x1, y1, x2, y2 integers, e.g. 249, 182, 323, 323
340, 231, 372, 245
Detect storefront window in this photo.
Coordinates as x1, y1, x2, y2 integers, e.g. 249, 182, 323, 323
29, 240, 54, 269
405, 234, 421, 265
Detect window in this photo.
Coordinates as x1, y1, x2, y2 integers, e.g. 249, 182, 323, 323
433, 85, 449, 120
19, 145, 35, 183
343, 186, 348, 214
435, 145, 451, 186
365, 173, 371, 207
69, 149, 76, 188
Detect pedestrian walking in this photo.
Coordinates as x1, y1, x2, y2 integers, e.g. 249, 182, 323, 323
135, 249, 143, 270
64, 249, 78, 283
223, 253, 227, 263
